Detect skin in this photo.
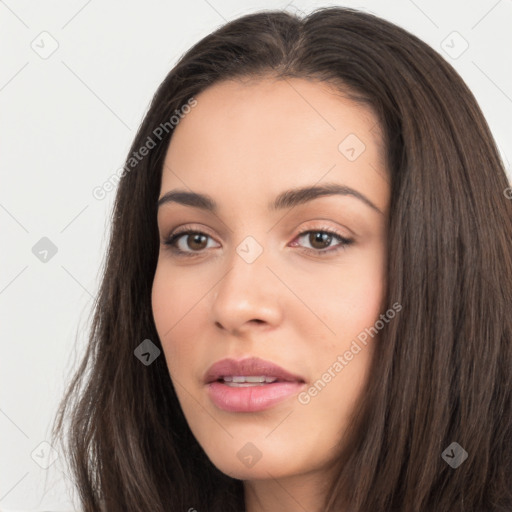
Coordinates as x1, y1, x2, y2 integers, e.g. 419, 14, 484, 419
151, 76, 390, 512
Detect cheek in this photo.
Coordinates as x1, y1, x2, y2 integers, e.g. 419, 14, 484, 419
151, 263, 204, 336
340, 244, 387, 319
151, 266, 173, 340
151, 263, 213, 384
151, 265, 191, 364
342, 265, 386, 324
292, 250, 386, 342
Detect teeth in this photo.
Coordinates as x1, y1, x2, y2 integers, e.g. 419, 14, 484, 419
225, 382, 268, 387
222, 375, 278, 384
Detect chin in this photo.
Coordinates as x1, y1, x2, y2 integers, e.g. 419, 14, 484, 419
201, 441, 302, 481
210, 458, 292, 481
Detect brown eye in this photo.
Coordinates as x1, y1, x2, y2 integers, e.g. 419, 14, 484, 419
186, 233, 208, 251
293, 229, 354, 256
164, 227, 353, 258
308, 232, 334, 250
164, 230, 218, 256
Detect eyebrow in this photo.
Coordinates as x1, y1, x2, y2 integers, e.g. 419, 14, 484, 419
157, 183, 383, 215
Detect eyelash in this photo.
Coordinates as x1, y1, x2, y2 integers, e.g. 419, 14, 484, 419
163, 226, 354, 258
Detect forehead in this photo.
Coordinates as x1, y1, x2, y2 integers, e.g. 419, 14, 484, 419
160, 77, 387, 213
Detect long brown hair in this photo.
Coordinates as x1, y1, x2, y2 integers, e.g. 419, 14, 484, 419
51, 7, 512, 511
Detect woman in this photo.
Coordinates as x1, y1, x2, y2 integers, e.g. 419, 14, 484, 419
52, 6, 512, 511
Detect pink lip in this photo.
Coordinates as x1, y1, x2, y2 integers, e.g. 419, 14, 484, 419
204, 357, 306, 413
204, 356, 305, 384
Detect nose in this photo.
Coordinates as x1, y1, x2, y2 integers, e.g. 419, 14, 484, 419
211, 245, 283, 335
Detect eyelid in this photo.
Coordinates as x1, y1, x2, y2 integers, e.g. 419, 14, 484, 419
165, 224, 217, 240
162, 220, 352, 241
290, 225, 353, 256
162, 222, 354, 257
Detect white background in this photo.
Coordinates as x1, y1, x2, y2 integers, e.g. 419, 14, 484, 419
1, 0, 511, 510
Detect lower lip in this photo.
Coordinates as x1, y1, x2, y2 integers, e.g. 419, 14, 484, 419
206, 381, 305, 412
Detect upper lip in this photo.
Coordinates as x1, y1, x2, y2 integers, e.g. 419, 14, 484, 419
204, 357, 306, 384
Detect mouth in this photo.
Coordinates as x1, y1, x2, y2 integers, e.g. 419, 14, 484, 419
218, 375, 284, 386
204, 357, 306, 412
204, 356, 306, 385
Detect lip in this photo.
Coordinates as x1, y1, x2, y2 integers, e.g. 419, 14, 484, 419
204, 356, 306, 413
204, 356, 306, 384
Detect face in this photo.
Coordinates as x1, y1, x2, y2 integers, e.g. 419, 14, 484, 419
151, 77, 390, 483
